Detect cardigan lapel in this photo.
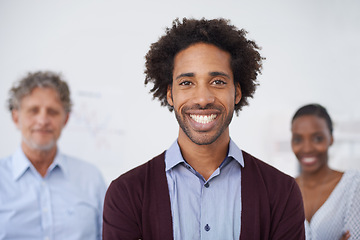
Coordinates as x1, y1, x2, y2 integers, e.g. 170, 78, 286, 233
146, 152, 174, 239
240, 151, 271, 240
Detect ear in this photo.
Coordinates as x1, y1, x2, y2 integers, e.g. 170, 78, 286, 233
166, 85, 174, 107
11, 110, 20, 129
63, 113, 70, 127
235, 83, 242, 105
329, 135, 334, 146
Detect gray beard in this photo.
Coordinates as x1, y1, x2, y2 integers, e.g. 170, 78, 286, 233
22, 137, 56, 152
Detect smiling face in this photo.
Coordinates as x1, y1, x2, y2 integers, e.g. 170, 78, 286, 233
291, 115, 333, 174
12, 87, 69, 153
167, 43, 241, 146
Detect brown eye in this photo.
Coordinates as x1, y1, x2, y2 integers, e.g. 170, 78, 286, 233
48, 109, 59, 116
212, 79, 226, 85
313, 135, 324, 143
28, 107, 39, 115
179, 81, 192, 86
292, 136, 302, 144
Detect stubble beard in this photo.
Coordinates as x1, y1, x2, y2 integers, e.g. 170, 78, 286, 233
174, 105, 234, 146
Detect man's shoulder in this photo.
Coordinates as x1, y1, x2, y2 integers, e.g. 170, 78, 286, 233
0, 150, 19, 168
106, 151, 168, 201
112, 151, 166, 185
61, 153, 100, 171
0, 155, 13, 182
0, 151, 24, 181
241, 150, 296, 190
0, 155, 11, 167
243, 151, 292, 176
59, 153, 105, 184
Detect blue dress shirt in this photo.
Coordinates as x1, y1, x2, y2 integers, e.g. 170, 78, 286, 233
0, 147, 107, 240
165, 139, 244, 240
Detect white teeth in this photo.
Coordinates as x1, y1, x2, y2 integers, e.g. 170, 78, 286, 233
302, 157, 316, 163
190, 114, 217, 124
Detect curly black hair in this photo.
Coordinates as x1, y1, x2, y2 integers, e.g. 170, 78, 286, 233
145, 17, 264, 114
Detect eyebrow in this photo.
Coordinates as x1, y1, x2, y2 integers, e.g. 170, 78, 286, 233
210, 71, 231, 79
175, 73, 194, 80
175, 71, 231, 80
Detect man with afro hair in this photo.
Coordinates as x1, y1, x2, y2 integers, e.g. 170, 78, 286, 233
103, 18, 305, 240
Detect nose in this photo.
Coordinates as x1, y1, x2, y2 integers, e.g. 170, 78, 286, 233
301, 139, 314, 153
36, 110, 50, 126
192, 84, 215, 108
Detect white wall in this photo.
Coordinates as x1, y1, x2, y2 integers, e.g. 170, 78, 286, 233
1, 0, 359, 183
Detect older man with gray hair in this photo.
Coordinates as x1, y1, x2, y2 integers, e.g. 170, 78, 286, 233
0, 71, 107, 240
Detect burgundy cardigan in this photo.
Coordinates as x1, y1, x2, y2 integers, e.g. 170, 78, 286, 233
103, 151, 305, 240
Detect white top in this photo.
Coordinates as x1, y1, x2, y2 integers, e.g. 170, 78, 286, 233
305, 170, 360, 240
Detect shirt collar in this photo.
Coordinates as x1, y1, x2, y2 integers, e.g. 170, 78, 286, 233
165, 138, 244, 171
165, 140, 185, 171
50, 151, 68, 176
12, 147, 31, 181
12, 147, 67, 181
228, 138, 245, 167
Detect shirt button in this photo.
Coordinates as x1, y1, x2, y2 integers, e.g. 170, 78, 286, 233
204, 224, 210, 231
204, 182, 210, 188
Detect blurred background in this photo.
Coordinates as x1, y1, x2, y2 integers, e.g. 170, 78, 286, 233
1, 0, 359, 184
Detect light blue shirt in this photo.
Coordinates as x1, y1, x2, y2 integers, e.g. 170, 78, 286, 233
165, 139, 244, 240
0, 147, 107, 240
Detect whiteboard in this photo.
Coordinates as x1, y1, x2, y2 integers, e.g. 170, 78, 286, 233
1, 0, 360, 183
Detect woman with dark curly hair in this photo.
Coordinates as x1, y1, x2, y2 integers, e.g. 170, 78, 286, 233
103, 18, 305, 240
